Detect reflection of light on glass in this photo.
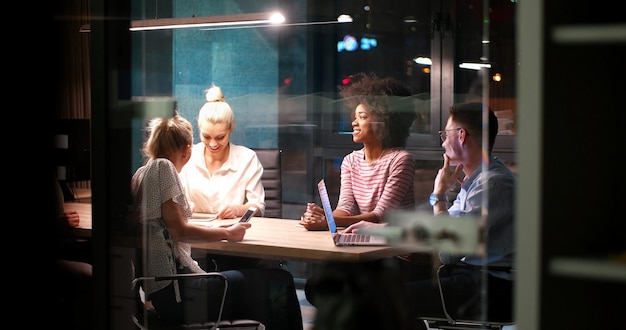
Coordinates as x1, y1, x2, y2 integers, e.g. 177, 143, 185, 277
130, 12, 285, 31
199, 14, 351, 32
337, 35, 359, 52
360, 37, 377, 50
344, 35, 358, 51
338, 35, 377, 52
270, 13, 286, 24
337, 14, 353, 23
553, 23, 626, 43
413, 57, 432, 65
492, 73, 502, 82
459, 63, 492, 70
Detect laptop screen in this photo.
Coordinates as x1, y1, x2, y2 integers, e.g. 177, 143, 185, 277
317, 179, 337, 234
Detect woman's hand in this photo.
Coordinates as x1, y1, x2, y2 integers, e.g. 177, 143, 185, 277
222, 222, 251, 241
343, 220, 385, 233
299, 203, 328, 231
59, 210, 80, 227
215, 205, 238, 219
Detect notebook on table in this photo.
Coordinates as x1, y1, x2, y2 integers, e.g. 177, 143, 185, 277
317, 179, 388, 246
189, 213, 217, 227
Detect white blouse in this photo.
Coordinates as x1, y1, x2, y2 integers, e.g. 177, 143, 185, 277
179, 142, 266, 216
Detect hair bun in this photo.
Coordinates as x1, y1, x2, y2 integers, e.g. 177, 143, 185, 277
205, 85, 225, 102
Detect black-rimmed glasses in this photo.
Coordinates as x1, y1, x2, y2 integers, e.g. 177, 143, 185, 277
438, 128, 462, 142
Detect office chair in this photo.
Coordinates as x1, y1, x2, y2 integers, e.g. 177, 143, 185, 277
128, 222, 264, 330
131, 262, 265, 330
253, 149, 282, 218
418, 264, 515, 330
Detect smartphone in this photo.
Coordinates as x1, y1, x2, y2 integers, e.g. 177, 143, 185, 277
238, 207, 257, 223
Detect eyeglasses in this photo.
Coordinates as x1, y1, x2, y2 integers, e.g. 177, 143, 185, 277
438, 128, 462, 142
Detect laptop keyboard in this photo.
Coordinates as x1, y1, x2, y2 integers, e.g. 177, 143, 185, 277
341, 234, 370, 243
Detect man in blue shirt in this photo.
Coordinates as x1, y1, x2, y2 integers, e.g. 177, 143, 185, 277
346, 102, 516, 328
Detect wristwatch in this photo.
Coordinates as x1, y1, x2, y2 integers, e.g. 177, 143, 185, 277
429, 193, 448, 206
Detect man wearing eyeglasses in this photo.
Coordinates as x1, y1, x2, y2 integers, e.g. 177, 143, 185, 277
419, 102, 516, 327
345, 102, 516, 329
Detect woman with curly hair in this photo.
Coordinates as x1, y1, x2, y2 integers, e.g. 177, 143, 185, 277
299, 72, 417, 230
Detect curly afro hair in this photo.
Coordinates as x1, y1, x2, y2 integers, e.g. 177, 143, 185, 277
339, 73, 416, 148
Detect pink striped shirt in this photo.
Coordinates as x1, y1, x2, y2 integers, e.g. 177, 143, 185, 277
336, 148, 415, 222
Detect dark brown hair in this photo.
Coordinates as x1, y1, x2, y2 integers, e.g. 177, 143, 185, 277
449, 102, 498, 154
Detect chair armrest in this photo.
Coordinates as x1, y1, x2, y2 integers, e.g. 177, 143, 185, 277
132, 272, 229, 327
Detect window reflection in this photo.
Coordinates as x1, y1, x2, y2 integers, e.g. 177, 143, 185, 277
70, 0, 521, 328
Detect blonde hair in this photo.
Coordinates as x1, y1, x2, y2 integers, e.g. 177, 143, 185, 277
198, 84, 235, 130
142, 113, 193, 160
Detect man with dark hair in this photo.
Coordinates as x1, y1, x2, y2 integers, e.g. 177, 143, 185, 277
346, 102, 516, 328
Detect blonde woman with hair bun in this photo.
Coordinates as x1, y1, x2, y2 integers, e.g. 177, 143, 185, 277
179, 84, 266, 220
204, 84, 225, 102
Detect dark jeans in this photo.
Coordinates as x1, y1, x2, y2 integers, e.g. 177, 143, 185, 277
149, 267, 303, 330
305, 261, 414, 330
305, 262, 512, 330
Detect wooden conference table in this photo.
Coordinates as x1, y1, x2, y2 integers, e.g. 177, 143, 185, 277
65, 202, 410, 263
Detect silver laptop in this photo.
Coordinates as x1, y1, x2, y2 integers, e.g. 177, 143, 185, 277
317, 179, 387, 246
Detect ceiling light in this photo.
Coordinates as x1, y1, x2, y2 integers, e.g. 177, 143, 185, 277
413, 57, 432, 65
198, 14, 352, 31
79, 12, 285, 33
130, 12, 284, 31
337, 14, 353, 23
459, 63, 492, 70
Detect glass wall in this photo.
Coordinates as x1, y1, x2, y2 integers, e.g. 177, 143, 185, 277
88, 0, 518, 328
128, 0, 517, 212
